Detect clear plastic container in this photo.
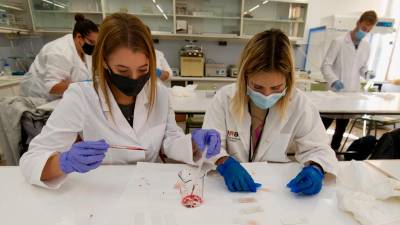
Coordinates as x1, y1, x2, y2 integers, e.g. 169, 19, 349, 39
177, 169, 205, 208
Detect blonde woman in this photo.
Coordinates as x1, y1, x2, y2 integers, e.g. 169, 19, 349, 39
203, 29, 338, 194
20, 13, 220, 189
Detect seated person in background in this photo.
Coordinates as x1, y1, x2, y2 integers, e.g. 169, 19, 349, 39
202, 29, 338, 195
20, 14, 99, 101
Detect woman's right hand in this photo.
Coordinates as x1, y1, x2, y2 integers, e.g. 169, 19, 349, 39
216, 156, 262, 192
59, 139, 109, 174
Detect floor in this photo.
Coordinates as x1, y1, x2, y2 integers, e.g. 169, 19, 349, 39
326, 120, 391, 152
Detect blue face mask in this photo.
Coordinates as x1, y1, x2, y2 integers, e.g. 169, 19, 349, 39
355, 29, 367, 41
247, 86, 286, 110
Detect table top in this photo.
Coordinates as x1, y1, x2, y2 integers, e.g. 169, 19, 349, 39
1, 161, 398, 225
305, 91, 400, 115
0, 76, 24, 88
37, 90, 400, 115
170, 76, 237, 82
170, 76, 317, 84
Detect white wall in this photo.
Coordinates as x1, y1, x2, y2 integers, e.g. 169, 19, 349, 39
304, 0, 390, 37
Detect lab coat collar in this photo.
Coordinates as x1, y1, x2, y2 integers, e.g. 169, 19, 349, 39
97, 80, 151, 137
344, 32, 353, 43
227, 85, 293, 162
344, 32, 368, 49
66, 33, 91, 75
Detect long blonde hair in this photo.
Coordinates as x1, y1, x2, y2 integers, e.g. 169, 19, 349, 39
232, 29, 295, 120
92, 13, 157, 114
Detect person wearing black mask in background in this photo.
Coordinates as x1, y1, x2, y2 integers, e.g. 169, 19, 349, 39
20, 13, 99, 101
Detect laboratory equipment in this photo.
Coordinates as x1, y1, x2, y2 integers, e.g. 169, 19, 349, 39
177, 168, 205, 208
205, 60, 227, 77
108, 145, 146, 151
180, 41, 204, 77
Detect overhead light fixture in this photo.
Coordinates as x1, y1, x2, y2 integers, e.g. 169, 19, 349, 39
262, 0, 269, 4
156, 4, 164, 13
0, 3, 22, 11
154, 3, 168, 20
248, 4, 260, 13
42, 0, 65, 9
54, 0, 67, 8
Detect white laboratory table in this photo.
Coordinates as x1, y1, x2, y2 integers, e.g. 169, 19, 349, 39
170, 76, 237, 82
169, 76, 317, 92
37, 90, 400, 115
305, 91, 400, 115
1, 161, 399, 225
0, 76, 24, 97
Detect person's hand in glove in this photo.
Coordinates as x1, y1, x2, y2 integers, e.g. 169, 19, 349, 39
156, 68, 162, 78
287, 165, 324, 195
60, 139, 109, 174
191, 129, 221, 159
331, 80, 344, 92
216, 156, 262, 192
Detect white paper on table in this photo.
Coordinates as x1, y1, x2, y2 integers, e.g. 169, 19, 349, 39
104, 162, 274, 225
336, 161, 400, 225
171, 85, 197, 97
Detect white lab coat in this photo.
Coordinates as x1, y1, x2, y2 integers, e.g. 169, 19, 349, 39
321, 32, 370, 92
20, 34, 92, 100
202, 84, 338, 176
20, 81, 195, 189
156, 49, 172, 80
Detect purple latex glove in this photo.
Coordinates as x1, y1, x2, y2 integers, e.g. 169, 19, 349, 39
191, 129, 221, 159
60, 139, 109, 174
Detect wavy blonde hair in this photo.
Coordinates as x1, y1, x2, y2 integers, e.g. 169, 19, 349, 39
92, 13, 157, 115
232, 29, 295, 120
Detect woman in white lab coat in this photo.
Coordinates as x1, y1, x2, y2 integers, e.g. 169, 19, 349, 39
20, 14, 99, 100
20, 13, 221, 189
203, 29, 338, 194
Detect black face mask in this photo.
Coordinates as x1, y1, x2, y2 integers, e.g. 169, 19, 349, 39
107, 68, 150, 97
82, 42, 95, 55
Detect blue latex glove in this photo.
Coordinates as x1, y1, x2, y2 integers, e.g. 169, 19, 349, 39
217, 156, 262, 192
156, 68, 162, 78
60, 140, 109, 174
287, 165, 324, 195
191, 129, 221, 159
331, 80, 344, 92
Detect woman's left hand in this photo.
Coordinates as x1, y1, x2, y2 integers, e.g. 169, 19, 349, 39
191, 129, 221, 159
287, 165, 324, 195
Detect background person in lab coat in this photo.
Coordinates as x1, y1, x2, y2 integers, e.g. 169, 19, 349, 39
203, 29, 338, 194
20, 14, 99, 100
320, 11, 378, 151
146, 26, 172, 81
19, 13, 220, 189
